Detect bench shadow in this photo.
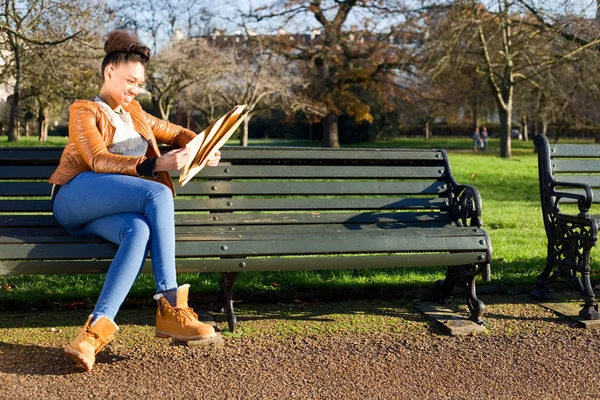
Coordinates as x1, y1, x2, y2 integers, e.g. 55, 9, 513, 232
0, 342, 127, 376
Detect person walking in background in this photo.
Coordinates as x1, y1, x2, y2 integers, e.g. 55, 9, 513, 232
481, 126, 489, 151
473, 127, 481, 153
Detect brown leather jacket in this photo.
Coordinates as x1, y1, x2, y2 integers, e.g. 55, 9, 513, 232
49, 99, 197, 196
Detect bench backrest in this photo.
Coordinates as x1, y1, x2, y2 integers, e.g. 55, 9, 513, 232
536, 134, 600, 205
0, 146, 461, 234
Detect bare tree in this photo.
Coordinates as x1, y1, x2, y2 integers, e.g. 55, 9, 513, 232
145, 38, 226, 120
0, 0, 88, 142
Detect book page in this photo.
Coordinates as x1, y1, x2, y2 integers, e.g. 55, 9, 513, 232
179, 105, 247, 186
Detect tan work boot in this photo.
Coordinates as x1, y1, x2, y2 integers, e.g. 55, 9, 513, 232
154, 284, 216, 341
64, 315, 118, 372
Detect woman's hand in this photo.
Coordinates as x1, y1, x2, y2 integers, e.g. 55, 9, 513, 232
154, 148, 189, 172
205, 150, 221, 167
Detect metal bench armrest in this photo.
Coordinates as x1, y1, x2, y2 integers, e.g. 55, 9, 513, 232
449, 184, 483, 227
550, 181, 593, 217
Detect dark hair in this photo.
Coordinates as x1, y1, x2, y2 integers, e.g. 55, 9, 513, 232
101, 30, 150, 82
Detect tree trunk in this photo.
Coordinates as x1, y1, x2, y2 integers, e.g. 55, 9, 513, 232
499, 105, 512, 158
8, 37, 20, 142
521, 114, 528, 142
471, 102, 480, 132
541, 118, 548, 136
424, 120, 431, 141
38, 104, 49, 142
322, 112, 340, 148
240, 114, 250, 147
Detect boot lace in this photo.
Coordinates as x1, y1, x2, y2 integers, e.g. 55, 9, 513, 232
174, 307, 198, 326
83, 326, 108, 349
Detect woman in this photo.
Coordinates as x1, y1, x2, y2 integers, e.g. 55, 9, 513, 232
49, 30, 220, 372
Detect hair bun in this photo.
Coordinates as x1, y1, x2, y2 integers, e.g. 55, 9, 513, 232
104, 30, 150, 60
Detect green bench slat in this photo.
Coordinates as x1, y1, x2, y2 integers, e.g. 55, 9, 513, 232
0, 182, 53, 196
0, 226, 483, 243
0, 181, 448, 197
0, 220, 459, 237
0, 146, 446, 162
549, 144, 600, 158
0, 165, 446, 180
179, 181, 447, 196
554, 176, 600, 188
0, 234, 488, 260
220, 147, 445, 161
0, 211, 454, 228
0, 147, 446, 162
0, 197, 449, 212
0, 252, 487, 275
552, 160, 600, 173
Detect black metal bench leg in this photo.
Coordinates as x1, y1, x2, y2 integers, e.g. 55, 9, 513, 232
465, 271, 485, 324
531, 243, 557, 301
434, 266, 459, 305
220, 272, 238, 332
573, 252, 600, 320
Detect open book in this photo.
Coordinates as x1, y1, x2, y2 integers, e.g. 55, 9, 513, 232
179, 104, 248, 186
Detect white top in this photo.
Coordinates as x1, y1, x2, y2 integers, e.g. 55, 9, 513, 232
93, 96, 148, 157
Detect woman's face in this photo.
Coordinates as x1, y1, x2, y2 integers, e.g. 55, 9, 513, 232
102, 61, 145, 109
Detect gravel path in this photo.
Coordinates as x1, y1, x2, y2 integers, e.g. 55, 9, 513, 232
1, 293, 600, 400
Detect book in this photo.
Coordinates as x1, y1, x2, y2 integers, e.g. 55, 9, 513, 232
179, 104, 248, 186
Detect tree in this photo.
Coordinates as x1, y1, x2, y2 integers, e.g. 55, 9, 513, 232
0, 0, 86, 142
248, 0, 410, 147
212, 37, 313, 146
145, 38, 226, 121
430, 0, 596, 157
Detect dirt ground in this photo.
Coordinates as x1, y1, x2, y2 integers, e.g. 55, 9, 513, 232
1, 292, 600, 400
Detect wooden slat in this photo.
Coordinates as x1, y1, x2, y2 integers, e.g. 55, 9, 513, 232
0, 166, 56, 179
0, 146, 446, 162
189, 165, 446, 179
0, 226, 484, 243
0, 220, 461, 237
174, 198, 448, 211
0, 148, 64, 162
554, 189, 600, 204
552, 160, 600, 173
0, 182, 53, 196
557, 176, 600, 188
549, 144, 600, 158
0, 197, 449, 213
177, 181, 448, 196
0, 252, 488, 275
0, 233, 488, 259
219, 147, 445, 161
0, 211, 456, 228
1, 180, 447, 197
0, 165, 446, 180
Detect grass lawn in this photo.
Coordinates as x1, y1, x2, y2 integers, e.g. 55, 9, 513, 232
1, 136, 597, 310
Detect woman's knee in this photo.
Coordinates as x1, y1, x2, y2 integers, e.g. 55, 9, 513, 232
121, 214, 151, 243
145, 183, 173, 209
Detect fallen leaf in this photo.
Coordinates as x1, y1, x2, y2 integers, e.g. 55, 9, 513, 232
66, 301, 84, 310
271, 282, 279, 287
2, 284, 12, 291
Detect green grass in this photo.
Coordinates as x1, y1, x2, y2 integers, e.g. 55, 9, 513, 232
1, 136, 597, 310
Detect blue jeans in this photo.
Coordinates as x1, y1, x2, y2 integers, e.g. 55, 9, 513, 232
52, 172, 178, 321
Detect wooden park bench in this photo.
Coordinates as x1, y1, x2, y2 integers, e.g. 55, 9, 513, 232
533, 134, 600, 320
0, 146, 492, 332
